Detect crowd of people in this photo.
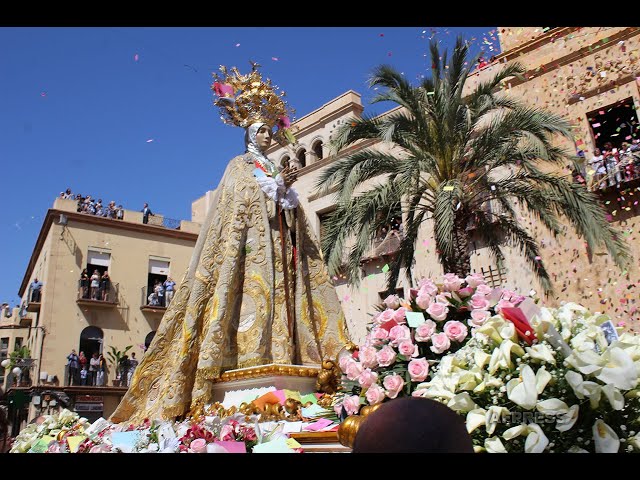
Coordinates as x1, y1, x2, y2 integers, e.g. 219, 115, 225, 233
78, 269, 111, 301
65, 349, 139, 387
586, 140, 640, 190
59, 188, 125, 220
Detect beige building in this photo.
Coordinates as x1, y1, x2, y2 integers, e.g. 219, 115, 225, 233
2, 198, 200, 430
264, 26, 640, 343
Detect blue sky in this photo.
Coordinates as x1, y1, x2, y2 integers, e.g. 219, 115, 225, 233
0, 26, 499, 304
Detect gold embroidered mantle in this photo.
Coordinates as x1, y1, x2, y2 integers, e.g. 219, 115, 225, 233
111, 155, 349, 423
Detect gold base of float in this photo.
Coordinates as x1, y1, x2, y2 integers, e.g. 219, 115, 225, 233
336, 404, 384, 449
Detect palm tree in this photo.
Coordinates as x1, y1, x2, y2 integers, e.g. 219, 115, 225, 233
315, 37, 629, 294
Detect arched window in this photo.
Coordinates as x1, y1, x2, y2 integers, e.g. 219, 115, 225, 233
79, 326, 103, 358
144, 331, 156, 351
312, 140, 324, 161
297, 149, 307, 168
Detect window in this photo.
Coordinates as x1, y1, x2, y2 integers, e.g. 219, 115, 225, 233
588, 97, 639, 152
79, 326, 103, 359
14, 337, 23, 350
147, 257, 170, 307
297, 148, 307, 168
318, 209, 337, 245
86, 249, 111, 285
473, 265, 507, 289
312, 140, 324, 161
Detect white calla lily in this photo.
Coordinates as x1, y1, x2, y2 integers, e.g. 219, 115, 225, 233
466, 408, 487, 433
535, 367, 552, 394
595, 347, 638, 390
502, 424, 529, 441
447, 392, 477, 413
600, 384, 625, 410
556, 404, 579, 432
526, 344, 556, 365
524, 423, 549, 453
507, 365, 538, 409
567, 446, 589, 453
593, 419, 620, 453
536, 398, 569, 416
565, 349, 604, 375
485, 406, 509, 435
484, 436, 508, 453
474, 350, 491, 369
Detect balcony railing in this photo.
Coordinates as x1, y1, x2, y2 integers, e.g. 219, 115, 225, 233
76, 280, 119, 307
147, 215, 181, 230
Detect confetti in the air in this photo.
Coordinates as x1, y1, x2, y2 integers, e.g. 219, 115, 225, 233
271, 57, 279, 61
235, 43, 241, 47
40, 92, 46, 97
146, 139, 154, 143
134, 54, 139, 61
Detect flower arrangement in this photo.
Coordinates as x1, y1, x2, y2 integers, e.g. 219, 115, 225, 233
414, 302, 640, 453
335, 273, 526, 413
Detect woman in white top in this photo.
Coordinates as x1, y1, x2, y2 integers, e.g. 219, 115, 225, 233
588, 148, 606, 190
90, 270, 100, 300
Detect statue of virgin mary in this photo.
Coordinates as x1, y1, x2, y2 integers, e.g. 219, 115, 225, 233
111, 64, 350, 423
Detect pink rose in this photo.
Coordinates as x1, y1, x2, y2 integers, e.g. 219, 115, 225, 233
383, 294, 401, 309
501, 289, 517, 301
398, 339, 418, 357
470, 293, 490, 310
427, 302, 449, 322
389, 324, 411, 345
376, 345, 397, 367
443, 320, 468, 342
392, 307, 407, 324
458, 287, 474, 298
379, 308, 396, 323
339, 355, 355, 373
414, 320, 437, 341
47, 442, 63, 453
365, 383, 386, 405
343, 395, 361, 415
369, 326, 389, 344
358, 346, 378, 369
469, 309, 490, 327
430, 332, 451, 354
408, 358, 430, 382
418, 279, 438, 297
358, 369, 378, 389
511, 295, 526, 305
412, 388, 428, 398
416, 293, 431, 309
442, 273, 464, 292
383, 374, 405, 399
346, 361, 364, 381
465, 273, 486, 288
189, 438, 207, 453
435, 292, 451, 304
475, 284, 492, 295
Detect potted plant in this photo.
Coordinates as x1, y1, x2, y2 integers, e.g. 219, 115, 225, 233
106, 345, 132, 386
1, 346, 32, 386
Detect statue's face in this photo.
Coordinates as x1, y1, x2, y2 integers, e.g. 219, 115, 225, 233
256, 125, 272, 151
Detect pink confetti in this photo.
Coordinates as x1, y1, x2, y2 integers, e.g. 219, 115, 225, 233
146, 139, 154, 143
271, 57, 279, 61
40, 92, 46, 97
343, 295, 350, 302
379, 33, 384, 37
534, 256, 542, 261
134, 53, 139, 61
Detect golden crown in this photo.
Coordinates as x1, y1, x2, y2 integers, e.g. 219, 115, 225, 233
211, 62, 296, 143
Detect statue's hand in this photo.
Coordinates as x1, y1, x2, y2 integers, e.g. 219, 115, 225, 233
282, 165, 298, 187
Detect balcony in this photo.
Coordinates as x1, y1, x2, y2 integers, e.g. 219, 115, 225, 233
362, 230, 403, 261
76, 280, 119, 308
140, 286, 167, 314
26, 286, 41, 313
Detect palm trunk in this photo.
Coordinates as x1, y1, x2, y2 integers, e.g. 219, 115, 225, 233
442, 217, 471, 277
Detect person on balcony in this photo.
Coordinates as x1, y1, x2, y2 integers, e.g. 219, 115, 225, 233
141, 203, 154, 224
100, 271, 111, 301
163, 277, 176, 306
89, 353, 100, 386
90, 270, 100, 300
96, 354, 106, 386
154, 280, 165, 307
66, 349, 79, 386
79, 269, 89, 299
29, 278, 43, 303
127, 352, 139, 387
